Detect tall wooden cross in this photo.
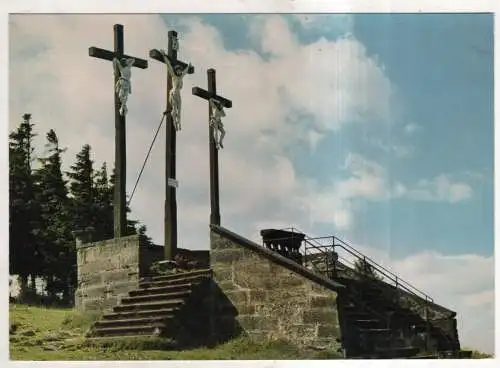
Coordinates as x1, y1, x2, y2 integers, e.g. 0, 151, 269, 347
192, 69, 233, 226
149, 31, 194, 261
89, 24, 148, 239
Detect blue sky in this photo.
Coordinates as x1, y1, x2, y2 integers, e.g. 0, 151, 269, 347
162, 13, 494, 258
8, 13, 494, 352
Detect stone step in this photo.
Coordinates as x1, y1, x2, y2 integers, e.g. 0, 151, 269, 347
344, 311, 373, 320
139, 273, 211, 289
95, 315, 174, 329
103, 307, 179, 321
353, 319, 384, 328
148, 268, 212, 283
358, 328, 392, 334
129, 283, 193, 297
356, 347, 420, 359
113, 299, 184, 313
90, 324, 165, 337
121, 290, 191, 305
372, 346, 420, 359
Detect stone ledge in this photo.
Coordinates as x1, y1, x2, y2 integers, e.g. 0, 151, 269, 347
76, 234, 141, 250
211, 225, 345, 292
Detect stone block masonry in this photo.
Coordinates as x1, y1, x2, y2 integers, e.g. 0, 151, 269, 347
210, 225, 345, 351
75, 235, 164, 313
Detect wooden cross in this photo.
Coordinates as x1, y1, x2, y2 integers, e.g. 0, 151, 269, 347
89, 24, 148, 239
192, 69, 233, 226
149, 30, 194, 261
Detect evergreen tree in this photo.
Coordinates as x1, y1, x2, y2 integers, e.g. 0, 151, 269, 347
137, 224, 155, 247
354, 258, 383, 280
66, 144, 95, 238
108, 167, 141, 236
9, 113, 41, 294
93, 162, 114, 241
108, 167, 154, 243
33, 129, 74, 301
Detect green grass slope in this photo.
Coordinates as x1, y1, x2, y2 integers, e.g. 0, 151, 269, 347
9, 303, 342, 360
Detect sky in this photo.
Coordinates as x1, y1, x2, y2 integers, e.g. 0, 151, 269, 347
7, 13, 495, 354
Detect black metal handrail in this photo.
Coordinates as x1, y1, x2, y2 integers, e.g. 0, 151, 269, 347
274, 226, 436, 353
280, 227, 433, 304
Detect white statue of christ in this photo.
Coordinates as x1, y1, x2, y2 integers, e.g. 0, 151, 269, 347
209, 98, 226, 150
160, 50, 192, 131
113, 57, 135, 116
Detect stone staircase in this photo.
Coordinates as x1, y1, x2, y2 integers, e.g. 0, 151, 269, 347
86, 269, 213, 340
336, 274, 458, 358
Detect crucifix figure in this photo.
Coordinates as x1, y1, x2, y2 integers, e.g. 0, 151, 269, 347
209, 98, 226, 150
150, 31, 194, 261
89, 24, 148, 238
113, 57, 135, 116
192, 69, 233, 225
159, 50, 192, 131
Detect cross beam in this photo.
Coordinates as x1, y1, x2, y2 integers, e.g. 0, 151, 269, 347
149, 30, 195, 261
192, 69, 233, 225
89, 24, 148, 238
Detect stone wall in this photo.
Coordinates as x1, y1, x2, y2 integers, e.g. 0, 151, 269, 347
177, 248, 211, 268
75, 235, 161, 312
210, 225, 345, 351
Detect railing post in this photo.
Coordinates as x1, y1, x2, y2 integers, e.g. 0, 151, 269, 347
425, 298, 431, 353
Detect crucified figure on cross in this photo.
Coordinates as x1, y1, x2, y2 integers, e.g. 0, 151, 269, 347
160, 50, 192, 131
209, 98, 226, 150
113, 57, 135, 116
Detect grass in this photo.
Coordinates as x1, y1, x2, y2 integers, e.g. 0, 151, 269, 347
9, 303, 342, 360
462, 348, 494, 359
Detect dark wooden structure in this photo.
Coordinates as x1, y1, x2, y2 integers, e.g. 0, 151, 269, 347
149, 31, 194, 261
260, 229, 305, 265
192, 69, 232, 226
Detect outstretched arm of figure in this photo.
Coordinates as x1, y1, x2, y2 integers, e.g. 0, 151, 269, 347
125, 58, 135, 68
181, 62, 192, 77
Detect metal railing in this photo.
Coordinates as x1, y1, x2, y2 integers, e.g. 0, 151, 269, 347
270, 226, 435, 353
279, 227, 433, 303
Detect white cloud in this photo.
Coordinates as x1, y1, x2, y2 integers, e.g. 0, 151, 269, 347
299, 153, 474, 231
404, 122, 422, 135
390, 251, 494, 354
368, 136, 414, 158
397, 174, 473, 203
293, 14, 354, 35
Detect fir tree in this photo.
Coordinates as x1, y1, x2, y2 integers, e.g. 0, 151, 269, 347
93, 162, 114, 241
108, 167, 141, 236
9, 113, 41, 294
66, 144, 95, 238
354, 258, 383, 280
33, 129, 74, 301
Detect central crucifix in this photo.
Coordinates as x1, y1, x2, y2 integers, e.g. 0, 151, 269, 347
150, 31, 194, 260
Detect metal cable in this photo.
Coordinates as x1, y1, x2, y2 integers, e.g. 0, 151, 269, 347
128, 112, 167, 206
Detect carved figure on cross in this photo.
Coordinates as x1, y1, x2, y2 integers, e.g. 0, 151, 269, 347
209, 98, 226, 150
160, 49, 192, 131
113, 57, 135, 116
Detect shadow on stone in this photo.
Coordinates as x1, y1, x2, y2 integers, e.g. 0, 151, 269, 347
162, 279, 243, 349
